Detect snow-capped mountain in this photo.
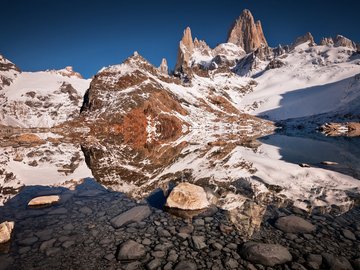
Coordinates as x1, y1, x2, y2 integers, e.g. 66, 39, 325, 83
0, 56, 90, 128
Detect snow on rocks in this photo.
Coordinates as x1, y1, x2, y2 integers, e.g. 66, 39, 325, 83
165, 183, 210, 210
0, 221, 14, 244
28, 195, 60, 207
274, 215, 316, 233
240, 242, 292, 266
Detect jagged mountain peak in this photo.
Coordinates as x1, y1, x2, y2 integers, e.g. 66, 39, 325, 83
227, 9, 268, 53
292, 32, 315, 49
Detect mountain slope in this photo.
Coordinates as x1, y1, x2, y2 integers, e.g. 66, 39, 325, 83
0, 56, 90, 128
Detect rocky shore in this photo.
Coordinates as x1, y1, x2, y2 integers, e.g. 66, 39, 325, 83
0, 179, 360, 270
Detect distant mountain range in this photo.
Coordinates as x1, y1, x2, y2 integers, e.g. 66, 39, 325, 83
1, 9, 359, 129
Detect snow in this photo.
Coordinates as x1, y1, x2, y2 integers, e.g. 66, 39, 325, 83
240, 46, 360, 120
0, 71, 90, 127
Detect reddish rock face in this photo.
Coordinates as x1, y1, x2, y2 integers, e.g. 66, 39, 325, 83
227, 9, 268, 53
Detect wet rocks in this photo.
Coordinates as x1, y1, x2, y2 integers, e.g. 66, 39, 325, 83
117, 240, 146, 261
322, 253, 353, 270
240, 242, 292, 266
275, 215, 316, 233
166, 183, 210, 210
191, 235, 206, 250
174, 260, 197, 270
28, 195, 60, 207
110, 205, 151, 228
0, 221, 14, 244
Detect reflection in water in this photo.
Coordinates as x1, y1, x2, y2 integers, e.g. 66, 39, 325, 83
259, 134, 360, 179
1, 124, 360, 239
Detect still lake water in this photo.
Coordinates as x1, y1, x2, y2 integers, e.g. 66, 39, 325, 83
1, 131, 359, 212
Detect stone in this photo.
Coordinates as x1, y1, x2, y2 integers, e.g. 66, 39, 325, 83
147, 258, 161, 270
342, 229, 356, 241
179, 224, 194, 234
48, 207, 68, 215
322, 253, 353, 270
18, 236, 38, 246
110, 205, 151, 228
45, 247, 61, 256
352, 258, 360, 270
307, 254, 322, 266
28, 195, 60, 207
291, 262, 307, 270
191, 235, 206, 250
35, 229, 53, 241
275, 215, 316, 233
39, 238, 57, 252
211, 242, 223, 250
0, 221, 14, 244
63, 223, 74, 231
62, 240, 75, 248
79, 206, 92, 215
166, 183, 210, 210
174, 260, 197, 270
117, 240, 146, 261
227, 9, 268, 53
225, 258, 239, 269
240, 242, 292, 267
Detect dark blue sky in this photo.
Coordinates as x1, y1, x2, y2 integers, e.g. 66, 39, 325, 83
1, 0, 359, 78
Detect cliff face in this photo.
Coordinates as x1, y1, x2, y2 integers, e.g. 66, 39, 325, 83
227, 9, 268, 53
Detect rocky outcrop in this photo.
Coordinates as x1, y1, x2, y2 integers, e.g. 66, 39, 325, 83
334, 35, 356, 49
320, 37, 334, 46
166, 183, 210, 210
158, 58, 168, 75
174, 27, 194, 73
292, 32, 315, 48
357, 43, 360, 52
227, 9, 268, 53
0, 221, 14, 244
52, 66, 83, 79
266, 59, 285, 70
0, 54, 20, 90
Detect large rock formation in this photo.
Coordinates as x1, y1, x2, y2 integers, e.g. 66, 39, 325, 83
320, 37, 334, 46
292, 32, 315, 48
227, 9, 268, 53
334, 35, 356, 49
174, 27, 194, 73
50, 66, 83, 79
0, 54, 20, 90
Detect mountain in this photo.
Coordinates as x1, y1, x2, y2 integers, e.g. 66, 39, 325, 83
0, 55, 90, 128
1, 9, 360, 130
227, 9, 268, 53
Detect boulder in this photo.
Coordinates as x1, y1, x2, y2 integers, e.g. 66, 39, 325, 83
110, 205, 151, 228
174, 260, 197, 270
166, 182, 210, 210
322, 253, 353, 270
117, 240, 146, 261
28, 195, 60, 207
240, 242, 292, 266
0, 221, 14, 244
275, 215, 316, 233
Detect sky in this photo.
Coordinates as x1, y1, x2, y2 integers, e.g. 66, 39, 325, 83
1, 0, 360, 78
